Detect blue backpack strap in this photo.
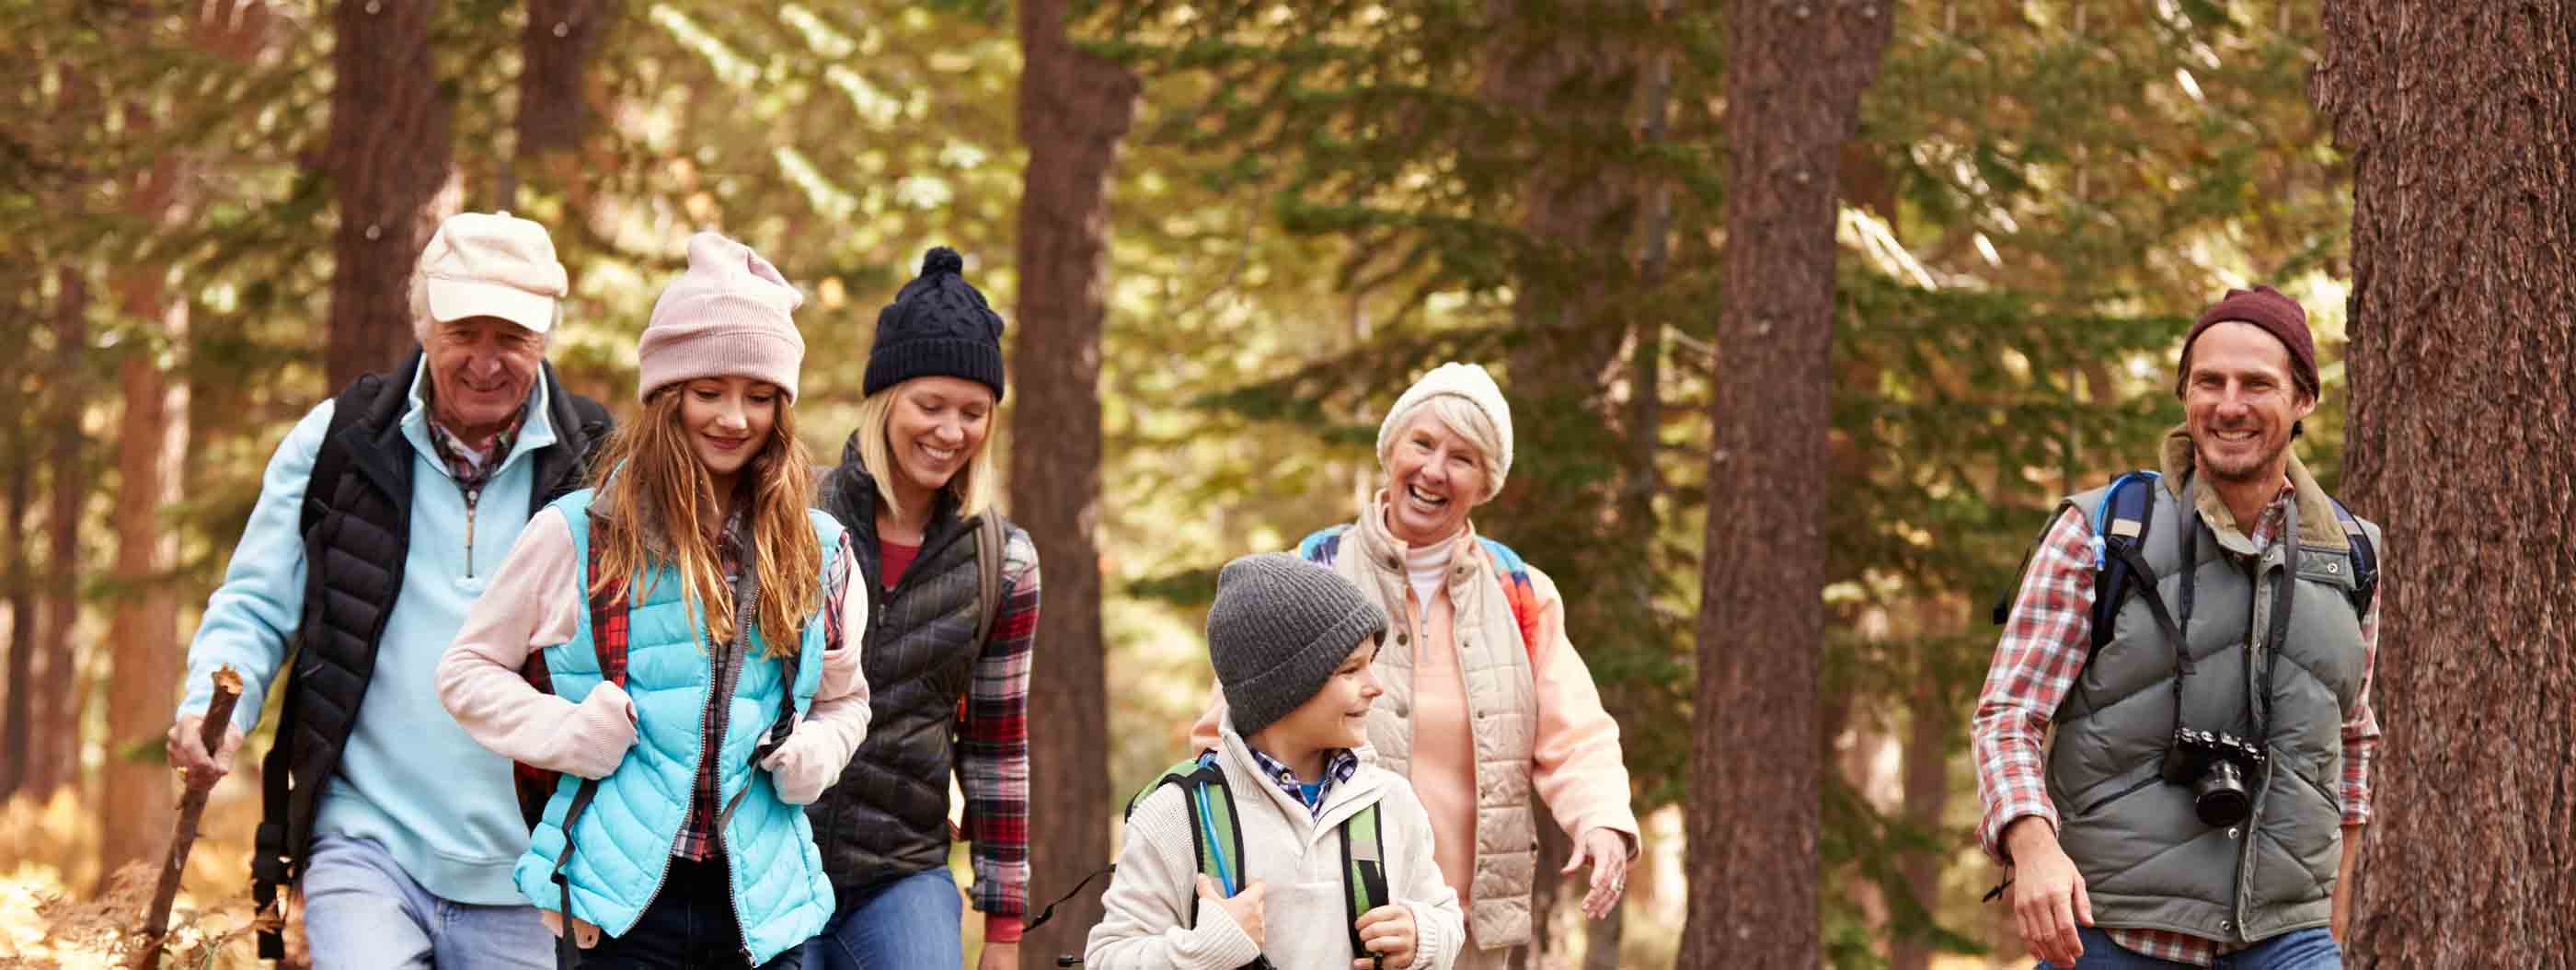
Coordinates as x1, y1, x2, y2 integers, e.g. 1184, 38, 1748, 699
2087, 470, 2162, 652
1297, 525, 1349, 566
2329, 498, 2378, 617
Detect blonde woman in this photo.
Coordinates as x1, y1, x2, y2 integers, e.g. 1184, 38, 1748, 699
441, 233, 868, 968
803, 248, 1041, 970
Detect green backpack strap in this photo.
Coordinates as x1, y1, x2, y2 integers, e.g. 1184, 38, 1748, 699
1126, 753, 1245, 928
1340, 803, 1388, 965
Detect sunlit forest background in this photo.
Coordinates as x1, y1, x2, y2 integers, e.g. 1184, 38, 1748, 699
0, 1, 2398, 967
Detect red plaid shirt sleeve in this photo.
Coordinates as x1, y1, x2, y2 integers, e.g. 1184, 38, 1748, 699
2340, 596, 2381, 826
958, 526, 1038, 939
1973, 505, 2097, 864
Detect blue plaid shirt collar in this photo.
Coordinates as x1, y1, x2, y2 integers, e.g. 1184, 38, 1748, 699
1243, 745, 1360, 820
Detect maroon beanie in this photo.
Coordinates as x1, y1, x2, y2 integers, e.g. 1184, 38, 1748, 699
2177, 284, 2318, 399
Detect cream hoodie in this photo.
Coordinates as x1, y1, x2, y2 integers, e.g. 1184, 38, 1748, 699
1086, 725, 1466, 970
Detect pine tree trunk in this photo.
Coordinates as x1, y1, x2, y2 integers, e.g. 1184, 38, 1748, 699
31, 267, 89, 798
2312, 3, 2576, 965
328, 0, 454, 389
1, 418, 34, 801
509, 0, 616, 205
1685, 1, 1892, 966
98, 271, 190, 883
1010, 1, 1134, 964
1888, 685, 1952, 970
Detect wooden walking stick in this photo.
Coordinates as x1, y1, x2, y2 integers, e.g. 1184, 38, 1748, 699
131, 664, 243, 969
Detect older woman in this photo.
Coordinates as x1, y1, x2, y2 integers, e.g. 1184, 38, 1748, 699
1190, 362, 1639, 969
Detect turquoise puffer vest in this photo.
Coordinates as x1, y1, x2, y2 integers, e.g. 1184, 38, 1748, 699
512, 489, 844, 965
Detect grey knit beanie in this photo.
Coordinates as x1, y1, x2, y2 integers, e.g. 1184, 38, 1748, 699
1208, 552, 1389, 737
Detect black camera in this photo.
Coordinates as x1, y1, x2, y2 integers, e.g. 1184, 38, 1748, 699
2160, 728, 2266, 826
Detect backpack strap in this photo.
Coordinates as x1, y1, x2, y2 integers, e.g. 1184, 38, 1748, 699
2087, 470, 2162, 653
1296, 526, 1347, 567
1475, 537, 1546, 667
550, 510, 631, 970
972, 513, 1007, 649
2329, 498, 2379, 618
1340, 803, 1388, 967
1119, 752, 1241, 929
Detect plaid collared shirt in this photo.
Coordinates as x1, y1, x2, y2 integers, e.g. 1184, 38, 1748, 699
673, 516, 857, 861
1972, 478, 2383, 965
424, 407, 523, 502
1245, 745, 1361, 821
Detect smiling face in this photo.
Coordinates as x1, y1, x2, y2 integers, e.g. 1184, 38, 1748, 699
2182, 321, 2317, 486
678, 375, 782, 489
1258, 639, 1385, 759
1381, 409, 1490, 548
424, 316, 544, 440
884, 375, 995, 499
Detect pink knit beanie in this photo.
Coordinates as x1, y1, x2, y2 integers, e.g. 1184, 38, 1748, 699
637, 232, 807, 401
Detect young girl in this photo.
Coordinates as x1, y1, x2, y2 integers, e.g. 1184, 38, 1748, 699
802, 248, 1041, 970
440, 232, 868, 969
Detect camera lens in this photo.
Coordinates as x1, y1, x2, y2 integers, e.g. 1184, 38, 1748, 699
2192, 758, 2252, 826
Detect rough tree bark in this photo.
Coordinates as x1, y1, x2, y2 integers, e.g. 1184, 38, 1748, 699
328, 0, 455, 388
1685, 0, 1892, 966
30, 267, 89, 798
2312, 3, 2576, 966
1009, 0, 1135, 964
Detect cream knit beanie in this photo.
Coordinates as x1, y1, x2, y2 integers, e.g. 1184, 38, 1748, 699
1375, 362, 1514, 498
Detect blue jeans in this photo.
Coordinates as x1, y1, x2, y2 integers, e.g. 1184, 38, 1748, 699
581, 853, 801, 969
2041, 928, 2341, 970
800, 867, 964, 970
300, 834, 550, 970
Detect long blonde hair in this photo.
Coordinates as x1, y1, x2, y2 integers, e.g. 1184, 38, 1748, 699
589, 386, 821, 657
850, 380, 997, 521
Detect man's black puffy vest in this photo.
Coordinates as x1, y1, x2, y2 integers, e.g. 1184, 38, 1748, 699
249, 352, 609, 957
808, 448, 1001, 897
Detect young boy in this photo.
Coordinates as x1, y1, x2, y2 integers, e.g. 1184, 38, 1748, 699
1087, 553, 1466, 970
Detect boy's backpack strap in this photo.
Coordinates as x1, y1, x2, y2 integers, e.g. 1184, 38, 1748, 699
1340, 803, 1388, 966
1124, 752, 1243, 928
2329, 498, 2379, 617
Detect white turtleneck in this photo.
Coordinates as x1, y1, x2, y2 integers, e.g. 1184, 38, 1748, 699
1404, 539, 1452, 609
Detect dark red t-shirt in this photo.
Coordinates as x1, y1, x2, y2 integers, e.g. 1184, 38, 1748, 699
879, 539, 921, 589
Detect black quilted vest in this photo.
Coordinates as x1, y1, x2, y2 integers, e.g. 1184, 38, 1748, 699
249, 352, 608, 951
809, 450, 996, 896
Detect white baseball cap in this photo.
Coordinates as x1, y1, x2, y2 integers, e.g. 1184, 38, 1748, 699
416, 211, 569, 335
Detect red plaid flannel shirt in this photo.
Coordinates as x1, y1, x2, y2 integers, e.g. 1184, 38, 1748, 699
1972, 479, 2382, 965
953, 528, 1039, 940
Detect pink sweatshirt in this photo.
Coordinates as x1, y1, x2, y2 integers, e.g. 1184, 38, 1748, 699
1190, 543, 1639, 911
438, 506, 872, 807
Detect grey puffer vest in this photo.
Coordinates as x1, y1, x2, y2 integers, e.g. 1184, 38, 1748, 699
2049, 450, 2376, 945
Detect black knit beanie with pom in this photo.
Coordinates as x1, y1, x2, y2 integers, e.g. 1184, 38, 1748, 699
864, 247, 1006, 400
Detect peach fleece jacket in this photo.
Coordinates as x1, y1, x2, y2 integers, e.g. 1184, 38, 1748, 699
438, 506, 872, 804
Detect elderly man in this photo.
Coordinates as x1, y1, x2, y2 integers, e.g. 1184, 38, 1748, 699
167, 212, 613, 968
1974, 285, 2384, 970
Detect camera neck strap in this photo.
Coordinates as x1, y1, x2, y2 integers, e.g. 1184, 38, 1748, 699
2116, 475, 2301, 742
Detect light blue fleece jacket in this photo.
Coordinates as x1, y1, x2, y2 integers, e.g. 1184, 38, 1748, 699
179, 365, 558, 906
